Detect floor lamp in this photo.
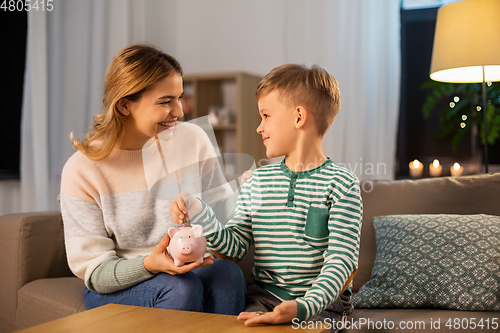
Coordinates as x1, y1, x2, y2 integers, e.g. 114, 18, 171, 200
429, 0, 500, 173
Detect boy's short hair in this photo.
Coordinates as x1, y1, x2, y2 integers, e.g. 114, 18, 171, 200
256, 64, 340, 137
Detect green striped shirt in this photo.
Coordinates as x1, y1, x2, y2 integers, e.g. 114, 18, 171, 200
191, 158, 363, 321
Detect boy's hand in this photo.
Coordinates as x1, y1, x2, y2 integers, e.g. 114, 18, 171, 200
143, 234, 214, 275
169, 192, 202, 224
240, 170, 253, 188
237, 300, 298, 326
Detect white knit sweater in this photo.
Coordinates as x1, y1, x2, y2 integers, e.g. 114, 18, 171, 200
61, 123, 236, 293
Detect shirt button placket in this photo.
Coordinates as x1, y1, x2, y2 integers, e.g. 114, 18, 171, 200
287, 174, 298, 207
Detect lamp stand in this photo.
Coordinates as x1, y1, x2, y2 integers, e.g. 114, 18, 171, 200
482, 66, 488, 173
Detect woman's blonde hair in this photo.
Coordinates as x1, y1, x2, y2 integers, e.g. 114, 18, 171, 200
71, 43, 183, 160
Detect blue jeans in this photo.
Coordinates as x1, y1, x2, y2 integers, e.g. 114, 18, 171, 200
83, 259, 247, 315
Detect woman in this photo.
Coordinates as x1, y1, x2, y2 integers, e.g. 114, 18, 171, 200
61, 43, 246, 314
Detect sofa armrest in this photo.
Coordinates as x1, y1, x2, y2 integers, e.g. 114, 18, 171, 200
0, 211, 73, 331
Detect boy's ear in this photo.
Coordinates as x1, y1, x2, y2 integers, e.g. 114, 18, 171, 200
294, 106, 307, 129
116, 99, 130, 116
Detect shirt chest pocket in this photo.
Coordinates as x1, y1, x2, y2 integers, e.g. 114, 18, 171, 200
304, 206, 329, 239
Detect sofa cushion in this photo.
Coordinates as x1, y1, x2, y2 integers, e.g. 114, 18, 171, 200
356, 173, 500, 292
0, 211, 72, 333
16, 277, 86, 330
352, 214, 500, 311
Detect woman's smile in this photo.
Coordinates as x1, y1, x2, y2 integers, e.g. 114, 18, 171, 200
158, 120, 176, 129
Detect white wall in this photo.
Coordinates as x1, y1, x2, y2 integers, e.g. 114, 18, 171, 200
173, 0, 287, 76
0, 0, 400, 216
168, 0, 401, 180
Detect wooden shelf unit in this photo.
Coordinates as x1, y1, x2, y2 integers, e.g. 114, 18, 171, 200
182, 72, 266, 176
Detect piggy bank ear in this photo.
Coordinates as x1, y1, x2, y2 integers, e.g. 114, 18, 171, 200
168, 227, 179, 238
191, 225, 204, 238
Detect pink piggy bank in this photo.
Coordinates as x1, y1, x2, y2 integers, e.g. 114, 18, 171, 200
167, 225, 207, 266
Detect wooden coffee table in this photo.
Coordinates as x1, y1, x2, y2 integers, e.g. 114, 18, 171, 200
17, 304, 329, 332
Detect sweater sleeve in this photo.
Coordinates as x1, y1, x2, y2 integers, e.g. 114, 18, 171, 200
89, 256, 154, 293
294, 179, 363, 321
60, 154, 154, 293
190, 178, 254, 260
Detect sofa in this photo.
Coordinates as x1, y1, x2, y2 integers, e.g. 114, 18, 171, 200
1, 172, 499, 332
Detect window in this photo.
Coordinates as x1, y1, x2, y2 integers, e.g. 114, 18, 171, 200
402, 0, 459, 10
397, 2, 499, 178
0, 11, 27, 179
396, 6, 471, 177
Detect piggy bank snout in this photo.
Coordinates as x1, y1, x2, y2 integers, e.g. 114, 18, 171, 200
180, 244, 193, 254
177, 235, 202, 254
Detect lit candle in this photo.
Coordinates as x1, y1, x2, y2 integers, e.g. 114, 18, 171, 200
429, 159, 442, 177
409, 159, 423, 178
450, 162, 463, 177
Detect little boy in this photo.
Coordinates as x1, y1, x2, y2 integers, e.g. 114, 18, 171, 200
170, 64, 363, 327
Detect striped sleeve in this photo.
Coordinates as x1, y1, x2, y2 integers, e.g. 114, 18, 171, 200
190, 178, 254, 260
295, 179, 363, 320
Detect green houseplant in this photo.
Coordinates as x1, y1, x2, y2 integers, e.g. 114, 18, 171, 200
421, 81, 500, 152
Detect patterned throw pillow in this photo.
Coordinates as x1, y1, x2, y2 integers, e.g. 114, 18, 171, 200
352, 214, 500, 311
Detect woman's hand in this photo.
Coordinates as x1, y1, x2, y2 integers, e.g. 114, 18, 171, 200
170, 192, 202, 224
143, 234, 213, 275
237, 300, 298, 326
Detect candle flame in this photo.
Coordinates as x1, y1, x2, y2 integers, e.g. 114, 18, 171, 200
413, 159, 420, 168
453, 162, 460, 170
433, 159, 440, 168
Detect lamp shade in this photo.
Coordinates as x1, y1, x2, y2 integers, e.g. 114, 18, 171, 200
430, 0, 500, 83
